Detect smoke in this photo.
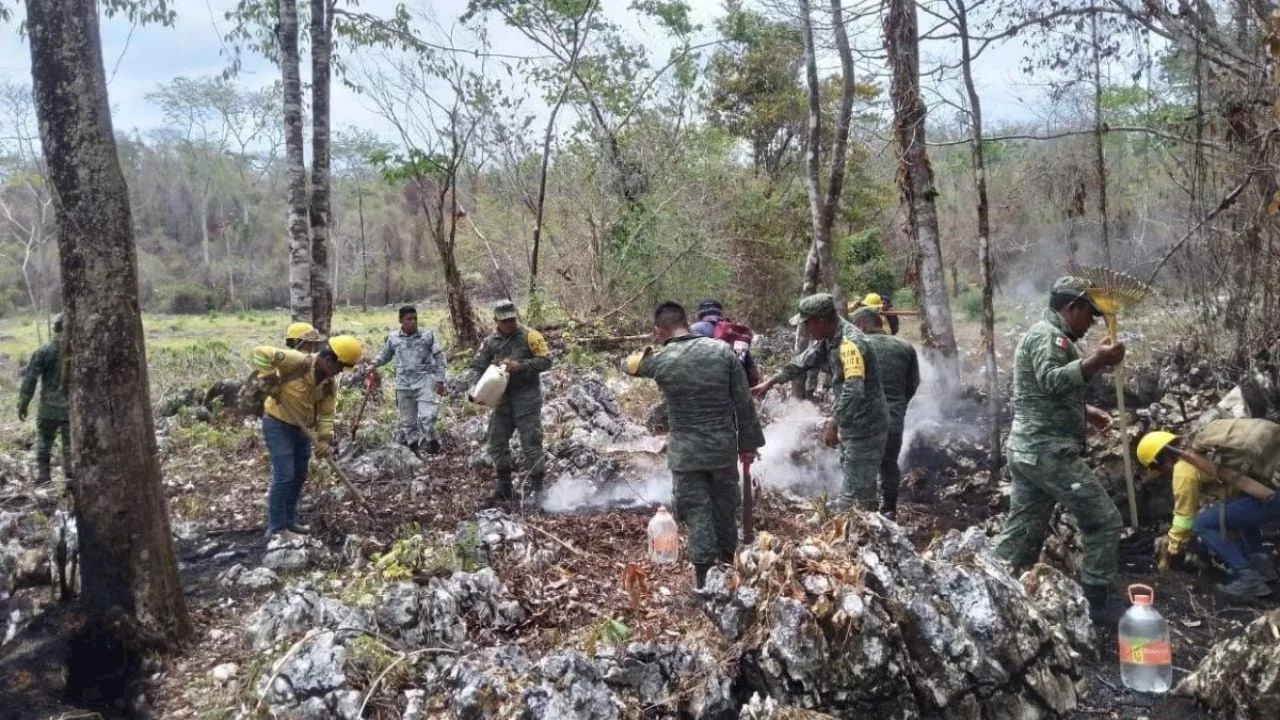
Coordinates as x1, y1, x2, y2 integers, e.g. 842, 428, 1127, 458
540, 445, 672, 514
900, 347, 990, 468
753, 400, 843, 497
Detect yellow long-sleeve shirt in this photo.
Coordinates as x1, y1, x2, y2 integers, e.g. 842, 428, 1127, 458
251, 346, 336, 439
1167, 459, 1233, 553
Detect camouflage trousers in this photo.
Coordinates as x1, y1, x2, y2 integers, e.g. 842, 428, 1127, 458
673, 466, 740, 566
879, 423, 905, 511
488, 389, 545, 476
995, 449, 1123, 587
396, 387, 439, 447
841, 432, 887, 510
36, 418, 71, 483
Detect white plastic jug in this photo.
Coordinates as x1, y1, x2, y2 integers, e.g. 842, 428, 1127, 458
647, 506, 679, 565
470, 364, 509, 407
1118, 583, 1172, 694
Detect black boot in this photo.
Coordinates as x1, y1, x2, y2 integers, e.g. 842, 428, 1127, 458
694, 563, 712, 589
880, 494, 898, 521
1083, 583, 1124, 626
488, 469, 515, 506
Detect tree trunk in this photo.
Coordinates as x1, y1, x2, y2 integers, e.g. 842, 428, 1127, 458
382, 225, 391, 306
200, 189, 212, 276
884, 0, 959, 386
443, 180, 481, 346
358, 186, 368, 311
25, 0, 189, 642
790, 244, 820, 399
279, 0, 311, 323
797, 0, 848, 314
957, 0, 1001, 472
1090, 12, 1111, 268
309, 0, 334, 333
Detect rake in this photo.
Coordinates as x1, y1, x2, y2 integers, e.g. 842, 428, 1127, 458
1073, 265, 1153, 529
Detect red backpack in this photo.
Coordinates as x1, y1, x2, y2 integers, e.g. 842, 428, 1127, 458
712, 319, 754, 347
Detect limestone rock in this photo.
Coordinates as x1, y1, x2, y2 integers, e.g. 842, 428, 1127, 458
263, 534, 331, 572
1175, 609, 1280, 718
346, 444, 422, 484
702, 518, 1087, 719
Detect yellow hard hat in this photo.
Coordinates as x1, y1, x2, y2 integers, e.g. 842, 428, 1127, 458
286, 321, 316, 341
862, 293, 884, 308
1137, 431, 1178, 467
327, 335, 363, 366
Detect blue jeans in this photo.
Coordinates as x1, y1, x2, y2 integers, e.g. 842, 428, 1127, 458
263, 415, 311, 532
1192, 493, 1280, 574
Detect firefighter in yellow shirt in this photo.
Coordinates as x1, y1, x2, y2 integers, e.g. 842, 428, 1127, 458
252, 335, 363, 538
1138, 419, 1280, 601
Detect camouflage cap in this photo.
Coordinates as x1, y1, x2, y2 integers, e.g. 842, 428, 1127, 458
789, 293, 837, 326
1050, 276, 1102, 315
493, 299, 519, 321
850, 306, 881, 325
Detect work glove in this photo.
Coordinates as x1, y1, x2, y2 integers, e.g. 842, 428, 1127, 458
17, 403, 28, 422
314, 434, 334, 460
1154, 536, 1181, 571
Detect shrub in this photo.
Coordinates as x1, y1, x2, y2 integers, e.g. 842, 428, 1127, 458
160, 284, 220, 315
892, 288, 917, 309
958, 288, 984, 322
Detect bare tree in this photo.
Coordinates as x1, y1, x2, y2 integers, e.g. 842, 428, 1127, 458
885, 0, 959, 385
365, 49, 484, 345
25, 0, 189, 641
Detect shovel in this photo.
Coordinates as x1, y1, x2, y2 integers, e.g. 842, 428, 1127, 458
304, 429, 374, 515
742, 455, 755, 544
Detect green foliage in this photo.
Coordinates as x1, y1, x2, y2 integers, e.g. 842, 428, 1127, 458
837, 229, 896, 299
891, 288, 917, 310
344, 635, 413, 694
584, 617, 631, 655
957, 289, 984, 322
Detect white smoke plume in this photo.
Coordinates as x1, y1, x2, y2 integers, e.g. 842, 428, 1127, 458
753, 400, 842, 497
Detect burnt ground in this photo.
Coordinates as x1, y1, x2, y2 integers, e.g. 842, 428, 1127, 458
2, 405, 1275, 719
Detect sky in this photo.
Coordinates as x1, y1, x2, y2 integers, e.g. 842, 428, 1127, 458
0, 0, 1056, 147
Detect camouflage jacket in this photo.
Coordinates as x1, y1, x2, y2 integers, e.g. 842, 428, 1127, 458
1008, 309, 1088, 455
861, 330, 920, 424
776, 318, 888, 439
375, 328, 447, 391
623, 334, 765, 472
18, 339, 67, 422
467, 326, 552, 395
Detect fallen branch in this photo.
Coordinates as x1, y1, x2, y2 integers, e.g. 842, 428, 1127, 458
356, 646, 457, 718
524, 520, 587, 557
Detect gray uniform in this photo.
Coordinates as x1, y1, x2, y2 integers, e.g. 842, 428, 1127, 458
375, 328, 447, 447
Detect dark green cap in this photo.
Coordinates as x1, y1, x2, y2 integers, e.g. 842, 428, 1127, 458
850, 306, 881, 325
1050, 276, 1102, 315
494, 299, 519, 321
789, 293, 837, 326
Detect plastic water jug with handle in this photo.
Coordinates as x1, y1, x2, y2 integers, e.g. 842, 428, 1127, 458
1118, 583, 1172, 694
470, 365, 509, 407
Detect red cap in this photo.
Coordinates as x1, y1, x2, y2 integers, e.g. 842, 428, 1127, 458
1128, 583, 1155, 606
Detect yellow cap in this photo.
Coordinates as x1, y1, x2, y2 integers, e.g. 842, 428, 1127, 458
328, 336, 363, 366
286, 321, 316, 341
1137, 431, 1178, 467
862, 293, 883, 308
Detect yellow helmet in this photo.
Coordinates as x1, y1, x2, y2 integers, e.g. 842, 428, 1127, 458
1137, 431, 1179, 467
862, 292, 884, 308
286, 322, 316, 341
327, 335, 363, 366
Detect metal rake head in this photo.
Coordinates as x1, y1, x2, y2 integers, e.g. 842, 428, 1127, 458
1071, 265, 1152, 316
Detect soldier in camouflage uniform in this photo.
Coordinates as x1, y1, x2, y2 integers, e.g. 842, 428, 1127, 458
17, 315, 70, 485
373, 305, 448, 455
994, 276, 1127, 624
851, 306, 919, 517
623, 302, 765, 588
753, 294, 889, 511
467, 300, 552, 504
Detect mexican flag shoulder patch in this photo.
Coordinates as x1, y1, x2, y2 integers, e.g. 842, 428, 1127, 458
1055, 336, 1069, 350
